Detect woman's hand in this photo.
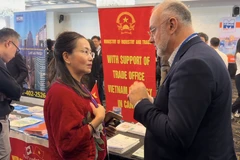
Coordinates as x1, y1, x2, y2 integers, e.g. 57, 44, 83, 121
90, 102, 105, 122
88, 103, 106, 134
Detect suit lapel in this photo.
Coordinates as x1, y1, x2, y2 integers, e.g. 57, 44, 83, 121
98, 48, 102, 56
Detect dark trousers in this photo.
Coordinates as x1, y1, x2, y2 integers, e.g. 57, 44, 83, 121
232, 74, 240, 113
98, 77, 104, 105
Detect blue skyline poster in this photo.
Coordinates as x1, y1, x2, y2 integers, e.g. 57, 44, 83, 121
14, 11, 47, 99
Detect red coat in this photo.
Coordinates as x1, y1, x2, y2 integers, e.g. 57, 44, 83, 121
44, 82, 107, 160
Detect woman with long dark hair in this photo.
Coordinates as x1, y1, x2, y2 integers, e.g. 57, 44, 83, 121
232, 39, 240, 118
44, 31, 107, 160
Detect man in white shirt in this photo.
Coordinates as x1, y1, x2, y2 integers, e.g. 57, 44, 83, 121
210, 37, 228, 68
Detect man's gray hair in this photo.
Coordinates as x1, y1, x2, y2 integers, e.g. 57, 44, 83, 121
154, 0, 192, 26
0, 28, 20, 43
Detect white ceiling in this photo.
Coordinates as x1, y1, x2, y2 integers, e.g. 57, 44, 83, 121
25, 0, 95, 6
25, 0, 95, 7
24, 0, 240, 12
184, 0, 240, 8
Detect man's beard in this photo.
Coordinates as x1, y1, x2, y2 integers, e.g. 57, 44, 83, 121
156, 29, 169, 57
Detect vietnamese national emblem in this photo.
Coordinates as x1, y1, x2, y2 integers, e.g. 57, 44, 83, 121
116, 12, 136, 34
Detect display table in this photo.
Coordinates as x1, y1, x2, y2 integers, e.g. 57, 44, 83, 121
108, 132, 144, 160
9, 101, 145, 160
10, 128, 144, 160
10, 129, 50, 160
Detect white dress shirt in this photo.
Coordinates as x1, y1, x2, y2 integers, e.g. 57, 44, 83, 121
96, 46, 101, 56
168, 34, 198, 66
168, 45, 181, 67
215, 49, 228, 68
236, 52, 240, 75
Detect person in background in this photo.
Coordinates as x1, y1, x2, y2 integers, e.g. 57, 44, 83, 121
210, 37, 228, 68
46, 39, 54, 66
0, 28, 22, 160
91, 36, 104, 104
128, 0, 236, 159
232, 39, 240, 118
83, 39, 100, 91
51, 40, 55, 51
44, 31, 107, 160
198, 32, 209, 44
154, 49, 170, 87
6, 51, 28, 95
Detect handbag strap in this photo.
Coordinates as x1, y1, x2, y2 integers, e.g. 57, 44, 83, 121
81, 85, 99, 108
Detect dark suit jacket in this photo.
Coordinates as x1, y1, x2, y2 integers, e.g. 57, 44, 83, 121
134, 36, 237, 160
0, 59, 21, 116
98, 49, 103, 79
84, 52, 100, 91
6, 53, 28, 87
47, 49, 54, 66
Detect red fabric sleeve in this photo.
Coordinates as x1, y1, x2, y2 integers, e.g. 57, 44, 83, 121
46, 85, 93, 159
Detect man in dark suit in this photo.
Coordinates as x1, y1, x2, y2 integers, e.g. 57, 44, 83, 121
128, 1, 237, 160
0, 28, 21, 160
91, 36, 104, 104
6, 52, 28, 91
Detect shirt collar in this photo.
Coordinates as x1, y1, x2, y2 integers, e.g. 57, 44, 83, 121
168, 33, 198, 66
0, 58, 6, 68
168, 44, 181, 67
96, 46, 101, 51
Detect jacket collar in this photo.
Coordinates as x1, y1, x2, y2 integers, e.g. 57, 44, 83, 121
161, 36, 203, 85
172, 36, 203, 66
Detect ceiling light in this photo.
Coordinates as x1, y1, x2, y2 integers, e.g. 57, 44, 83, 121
25, 3, 32, 7
48, 1, 56, 4
67, 0, 76, 3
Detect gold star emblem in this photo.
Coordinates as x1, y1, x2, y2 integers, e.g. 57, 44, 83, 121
123, 17, 128, 22
92, 92, 98, 99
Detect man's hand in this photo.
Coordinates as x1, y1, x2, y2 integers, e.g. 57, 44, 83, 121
148, 95, 154, 104
128, 81, 149, 106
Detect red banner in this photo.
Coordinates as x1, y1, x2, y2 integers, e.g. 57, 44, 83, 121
10, 138, 51, 160
99, 7, 156, 122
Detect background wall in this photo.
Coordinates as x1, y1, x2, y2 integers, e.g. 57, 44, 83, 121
191, 6, 232, 42
45, 5, 233, 41
46, 11, 69, 40
65, 12, 100, 39
46, 11, 100, 40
